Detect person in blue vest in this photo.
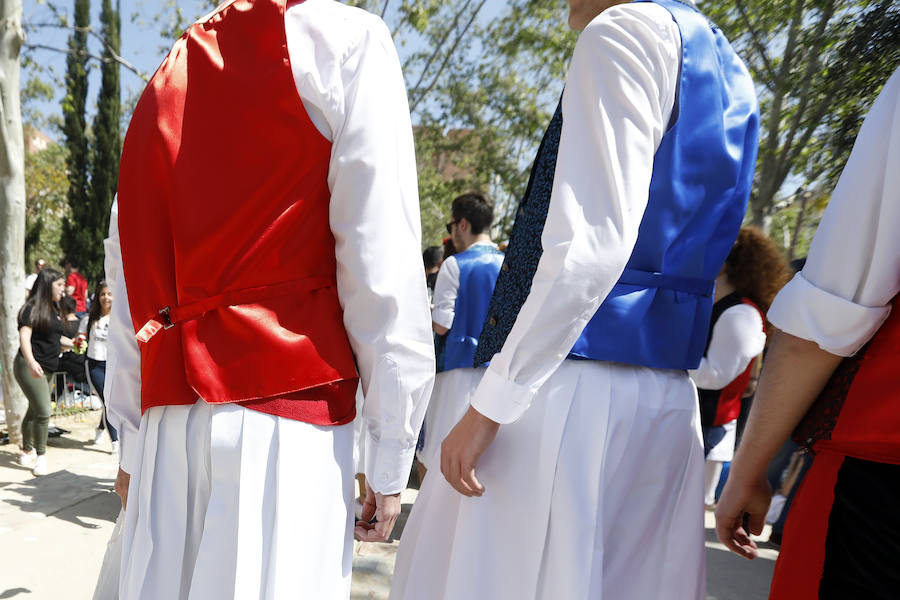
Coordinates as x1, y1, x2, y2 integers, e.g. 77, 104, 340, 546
416, 192, 504, 476
391, 0, 758, 598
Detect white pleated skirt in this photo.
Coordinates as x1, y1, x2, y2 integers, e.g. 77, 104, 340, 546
391, 360, 707, 600
417, 367, 484, 471
118, 399, 354, 600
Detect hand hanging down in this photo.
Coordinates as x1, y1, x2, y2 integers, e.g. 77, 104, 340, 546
354, 482, 402, 543
440, 406, 500, 497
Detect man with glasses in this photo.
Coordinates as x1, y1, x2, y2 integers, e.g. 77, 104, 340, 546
416, 193, 504, 476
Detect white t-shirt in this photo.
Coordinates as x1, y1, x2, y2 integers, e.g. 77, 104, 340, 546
79, 314, 111, 361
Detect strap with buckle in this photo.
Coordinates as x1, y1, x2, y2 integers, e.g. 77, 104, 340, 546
135, 275, 335, 344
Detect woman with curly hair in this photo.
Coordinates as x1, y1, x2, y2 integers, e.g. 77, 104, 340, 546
689, 226, 791, 508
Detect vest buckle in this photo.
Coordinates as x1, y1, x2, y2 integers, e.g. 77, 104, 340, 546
159, 306, 175, 330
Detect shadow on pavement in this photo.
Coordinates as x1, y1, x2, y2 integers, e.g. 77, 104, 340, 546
3, 469, 117, 528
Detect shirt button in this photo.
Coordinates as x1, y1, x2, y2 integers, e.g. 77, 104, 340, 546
501, 263, 510, 272
489, 317, 497, 326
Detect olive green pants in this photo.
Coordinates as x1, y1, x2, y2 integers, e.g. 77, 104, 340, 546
14, 353, 53, 455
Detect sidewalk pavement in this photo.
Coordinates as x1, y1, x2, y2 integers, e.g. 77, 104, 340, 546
0, 414, 776, 599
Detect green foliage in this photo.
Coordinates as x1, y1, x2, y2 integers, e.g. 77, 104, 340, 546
702, 0, 900, 226
390, 0, 575, 243
60, 0, 92, 275
84, 0, 122, 283
24, 140, 70, 270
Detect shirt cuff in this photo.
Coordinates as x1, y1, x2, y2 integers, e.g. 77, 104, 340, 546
363, 433, 417, 495
768, 272, 892, 357
431, 308, 454, 330
469, 367, 536, 425
117, 426, 140, 475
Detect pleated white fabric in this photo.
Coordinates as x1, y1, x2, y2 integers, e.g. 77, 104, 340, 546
417, 368, 484, 471
118, 399, 354, 600
391, 360, 706, 600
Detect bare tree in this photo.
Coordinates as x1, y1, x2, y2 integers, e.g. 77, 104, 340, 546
0, 0, 27, 446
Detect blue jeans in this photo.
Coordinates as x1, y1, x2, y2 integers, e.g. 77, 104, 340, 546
88, 358, 118, 442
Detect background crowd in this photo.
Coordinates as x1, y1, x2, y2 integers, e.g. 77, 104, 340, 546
8, 256, 117, 477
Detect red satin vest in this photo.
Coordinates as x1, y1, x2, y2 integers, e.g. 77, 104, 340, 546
116, 0, 359, 425
794, 295, 900, 464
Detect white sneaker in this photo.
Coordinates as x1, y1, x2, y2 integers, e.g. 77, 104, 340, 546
93, 428, 105, 445
32, 455, 48, 476
111, 440, 119, 456
18, 449, 36, 467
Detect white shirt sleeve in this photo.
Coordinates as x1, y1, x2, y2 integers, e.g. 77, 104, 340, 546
287, 0, 435, 495
469, 4, 680, 424
768, 69, 900, 356
103, 199, 143, 473
688, 304, 765, 390
431, 256, 460, 329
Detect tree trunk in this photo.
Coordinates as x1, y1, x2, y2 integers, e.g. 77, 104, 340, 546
0, 0, 27, 447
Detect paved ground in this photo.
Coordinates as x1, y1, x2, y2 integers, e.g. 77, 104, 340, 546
0, 413, 777, 599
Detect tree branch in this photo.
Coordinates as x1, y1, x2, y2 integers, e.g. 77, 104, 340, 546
407, 0, 473, 98
776, 0, 835, 178
24, 43, 148, 81
733, 0, 777, 89
410, 0, 488, 114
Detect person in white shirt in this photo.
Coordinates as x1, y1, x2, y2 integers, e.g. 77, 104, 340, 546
24, 258, 46, 298
716, 67, 900, 599
689, 227, 789, 508
391, 0, 759, 598
103, 1, 433, 597
417, 193, 504, 475
78, 281, 117, 452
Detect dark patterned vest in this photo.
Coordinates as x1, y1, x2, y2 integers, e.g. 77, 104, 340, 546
475, 0, 759, 370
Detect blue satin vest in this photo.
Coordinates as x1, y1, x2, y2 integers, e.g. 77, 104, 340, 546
475, 0, 759, 371
441, 244, 505, 372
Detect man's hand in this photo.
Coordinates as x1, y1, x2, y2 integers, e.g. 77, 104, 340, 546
114, 467, 131, 510
714, 470, 771, 559
354, 482, 401, 543
440, 406, 500, 497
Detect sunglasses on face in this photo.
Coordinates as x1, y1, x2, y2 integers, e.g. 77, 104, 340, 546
445, 219, 460, 234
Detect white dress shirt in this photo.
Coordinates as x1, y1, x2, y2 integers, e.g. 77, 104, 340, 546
469, 3, 681, 424
768, 68, 900, 356
688, 304, 765, 390
431, 240, 498, 329
105, 0, 435, 495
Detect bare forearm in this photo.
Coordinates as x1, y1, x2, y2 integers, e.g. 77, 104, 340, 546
19, 328, 37, 365
730, 330, 843, 480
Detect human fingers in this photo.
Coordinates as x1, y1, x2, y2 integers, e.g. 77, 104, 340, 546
461, 465, 484, 497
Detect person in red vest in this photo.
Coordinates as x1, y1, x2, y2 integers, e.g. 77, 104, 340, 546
103, 1, 434, 597
64, 258, 89, 316
716, 68, 900, 598
690, 227, 789, 509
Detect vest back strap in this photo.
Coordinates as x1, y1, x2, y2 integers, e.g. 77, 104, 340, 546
616, 267, 714, 297
135, 275, 336, 344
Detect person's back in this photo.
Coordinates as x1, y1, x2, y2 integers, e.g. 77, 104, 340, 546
105, 1, 434, 597
393, 1, 758, 598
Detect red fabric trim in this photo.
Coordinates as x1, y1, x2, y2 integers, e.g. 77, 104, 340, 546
770, 451, 845, 599
712, 298, 764, 425
819, 295, 900, 463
